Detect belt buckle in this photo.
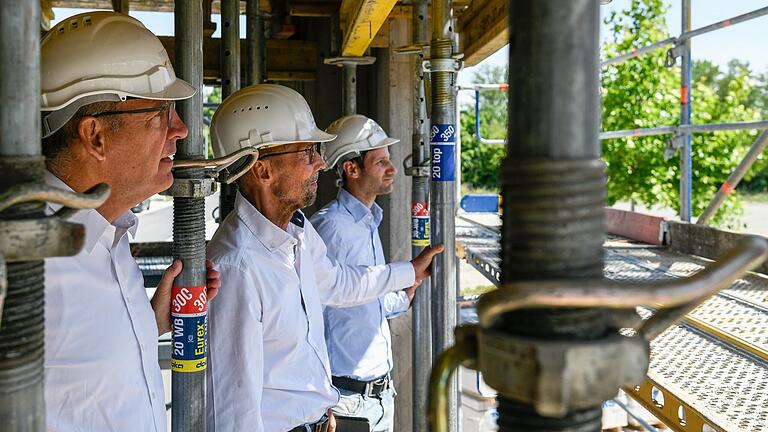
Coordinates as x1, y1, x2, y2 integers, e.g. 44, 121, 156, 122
367, 376, 389, 396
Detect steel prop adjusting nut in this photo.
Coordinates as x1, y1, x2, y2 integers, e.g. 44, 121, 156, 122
477, 329, 649, 417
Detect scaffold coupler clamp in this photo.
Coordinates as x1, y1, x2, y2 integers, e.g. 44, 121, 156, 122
664, 132, 686, 160
168, 147, 260, 198
403, 154, 430, 177
428, 236, 768, 428
0, 181, 111, 325
664, 40, 683, 68
422, 55, 464, 74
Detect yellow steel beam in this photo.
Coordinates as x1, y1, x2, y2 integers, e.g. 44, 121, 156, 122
340, 0, 398, 57
624, 380, 724, 432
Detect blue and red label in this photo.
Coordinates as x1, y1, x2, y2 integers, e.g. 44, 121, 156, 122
411, 201, 430, 246
171, 285, 207, 372
430, 124, 456, 181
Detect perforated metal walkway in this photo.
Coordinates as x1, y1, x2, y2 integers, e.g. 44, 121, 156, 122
455, 214, 768, 432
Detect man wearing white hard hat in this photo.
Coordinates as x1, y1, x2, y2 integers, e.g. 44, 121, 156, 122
309, 115, 408, 431
40, 12, 220, 431
205, 84, 443, 432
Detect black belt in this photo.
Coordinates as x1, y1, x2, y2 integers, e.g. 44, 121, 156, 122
332, 374, 391, 397
287, 415, 329, 432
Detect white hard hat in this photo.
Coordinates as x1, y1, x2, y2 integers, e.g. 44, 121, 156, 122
322, 115, 400, 171
41, 11, 195, 137
210, 84, 336, 160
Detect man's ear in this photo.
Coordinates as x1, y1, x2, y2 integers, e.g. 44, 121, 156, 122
252, 159, 272, 182
342, 160, 360, 180
76, 116, 108, 162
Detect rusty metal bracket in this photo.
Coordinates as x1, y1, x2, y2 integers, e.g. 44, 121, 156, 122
0, 217, 86, 262
173, 146, 260, 185
0, 182, 111, 216
0, 182, 111, 261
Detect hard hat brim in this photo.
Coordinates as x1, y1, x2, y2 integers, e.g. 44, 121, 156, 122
324, 136, 400, 171
41, 77, 197, 112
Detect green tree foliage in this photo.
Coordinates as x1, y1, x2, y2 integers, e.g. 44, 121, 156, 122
459, 65, 507, 190
601, 0, 764, 225
202, 86, 222, 159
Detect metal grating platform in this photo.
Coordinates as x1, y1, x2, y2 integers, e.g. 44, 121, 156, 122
455, 215, 768, 432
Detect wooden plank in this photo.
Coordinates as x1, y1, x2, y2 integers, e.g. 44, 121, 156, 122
457, 0, 507, 67
667, 220, 768, 275
290, 2, 339, 17
159, 36, 317, 82
605, 208, 667, 245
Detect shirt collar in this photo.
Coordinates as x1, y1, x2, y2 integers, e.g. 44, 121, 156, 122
235, 192, 300, 252
44, 171, 138, 253
337, 188, 382, 227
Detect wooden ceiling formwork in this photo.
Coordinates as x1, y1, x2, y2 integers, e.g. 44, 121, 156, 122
46, 0, 505, 77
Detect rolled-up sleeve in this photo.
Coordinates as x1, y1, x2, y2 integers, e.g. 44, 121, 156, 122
382, 290, 411, 318
307, 221, 415, 307
206, 263, 264, 432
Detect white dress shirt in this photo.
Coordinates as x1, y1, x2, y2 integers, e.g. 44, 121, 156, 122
44, 172, 166, 432
206, 193, 415, 432
310, 188, 410, 381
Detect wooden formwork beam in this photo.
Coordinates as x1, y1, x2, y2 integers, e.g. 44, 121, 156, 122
457, 0, 508, 67
159, 36, 317, 82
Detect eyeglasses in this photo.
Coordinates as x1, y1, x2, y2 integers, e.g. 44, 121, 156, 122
91, 101, 175, 127
259, 142, 322, 165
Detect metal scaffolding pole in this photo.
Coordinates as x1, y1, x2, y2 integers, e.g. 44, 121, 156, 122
497, 0, 607, 430
246, 0, 265, 86
218, 0, 242, 221
410, 2, 432, 431
428, 0, 458, 429
0, 1, 45, 430
172, 1, 207, 431
697, 130, 768, 225
679, 0, 693, 222
343, 63, 357, 116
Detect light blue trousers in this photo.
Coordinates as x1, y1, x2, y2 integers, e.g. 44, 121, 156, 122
333, 387, 395, 432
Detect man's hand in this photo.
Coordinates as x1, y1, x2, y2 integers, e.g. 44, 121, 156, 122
205, 259, 222, 301
404, 285, 417, 303
151, 259, 222, 335
410, 244, 445, 289
327, 409, 336, 432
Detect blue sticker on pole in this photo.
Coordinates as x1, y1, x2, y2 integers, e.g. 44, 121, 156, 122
430, 124, 456, 181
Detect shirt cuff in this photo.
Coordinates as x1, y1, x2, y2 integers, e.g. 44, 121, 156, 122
390, 261, 416, 289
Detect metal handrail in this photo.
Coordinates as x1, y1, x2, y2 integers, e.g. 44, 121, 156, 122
457, 85, 508, 145
599, 119, 768, 140
600, 6, 768, 67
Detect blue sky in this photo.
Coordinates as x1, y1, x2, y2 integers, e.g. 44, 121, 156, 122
460, 0, 768, 87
